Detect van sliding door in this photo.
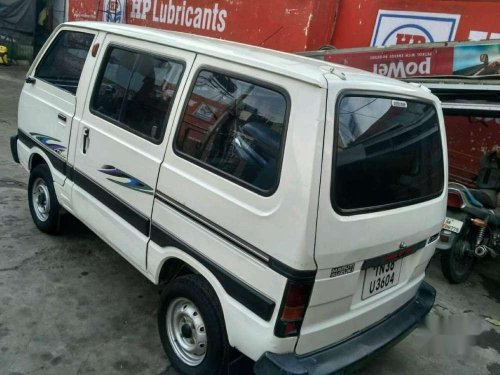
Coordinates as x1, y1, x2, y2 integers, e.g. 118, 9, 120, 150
70, 34, 195, 272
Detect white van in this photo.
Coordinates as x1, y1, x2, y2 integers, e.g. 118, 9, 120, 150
10, 22, 446, 375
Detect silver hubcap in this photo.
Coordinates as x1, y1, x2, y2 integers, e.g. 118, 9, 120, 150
32, 178, 50, 222
166, 297, 207, 366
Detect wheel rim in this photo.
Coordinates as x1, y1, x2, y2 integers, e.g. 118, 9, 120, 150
32, 178, 51, 222
451, 238, 474, 277
166, 297, 207, 366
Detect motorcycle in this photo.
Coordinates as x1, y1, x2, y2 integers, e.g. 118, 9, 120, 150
437, 182, 499, 283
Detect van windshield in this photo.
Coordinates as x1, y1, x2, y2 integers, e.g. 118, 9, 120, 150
332, 95, 444, 213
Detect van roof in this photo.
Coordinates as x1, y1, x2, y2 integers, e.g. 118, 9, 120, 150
65, 22, 380, 89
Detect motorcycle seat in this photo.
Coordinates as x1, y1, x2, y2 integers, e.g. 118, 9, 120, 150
469, 189, 498, 209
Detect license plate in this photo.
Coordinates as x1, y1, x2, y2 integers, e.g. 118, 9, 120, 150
362, 259, 402, 300
442, 217, 463, 234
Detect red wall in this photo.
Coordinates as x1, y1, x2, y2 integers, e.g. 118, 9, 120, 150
331, 0, 500, 48
69, 0, 500, 51
446, 116, 500, 186
69, 0, 339, 52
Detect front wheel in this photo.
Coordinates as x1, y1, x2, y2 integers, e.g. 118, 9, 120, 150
28, 164, 61, 234
441, 227, 475, 284
158, 274, 231, 375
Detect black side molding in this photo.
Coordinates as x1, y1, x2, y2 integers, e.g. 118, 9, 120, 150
73, 169, 150, 236
17, 129, 309, 321
17, 130, 35, 148
10, 135, 19, 163
17, 130, 150, 236
269, 258, 317, 282
17, 130, 67, 174
151, 223, 276, 321
155, 191, 317, 283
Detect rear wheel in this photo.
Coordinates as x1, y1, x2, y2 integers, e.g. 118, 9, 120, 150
28, 164, 60, 234
441, 226, 475, 284
158, 274, 231, 375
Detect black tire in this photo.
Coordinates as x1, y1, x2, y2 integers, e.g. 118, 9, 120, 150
441, 227, 475, 284
158, 274, 231, 375
28, 164, 60, 234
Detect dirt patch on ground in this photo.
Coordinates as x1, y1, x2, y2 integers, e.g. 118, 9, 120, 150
0, 178, 26, 189
475, 329, 500, 354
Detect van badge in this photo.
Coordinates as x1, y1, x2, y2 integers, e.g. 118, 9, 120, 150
392, 100, 407, 108
399, 241, 407, 249
330, 263, 355, 278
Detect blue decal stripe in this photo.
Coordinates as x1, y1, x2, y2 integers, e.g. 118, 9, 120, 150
98, 165, 153, 194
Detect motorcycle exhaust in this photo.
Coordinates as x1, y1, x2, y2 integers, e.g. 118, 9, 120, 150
471, 217, 490, 258
474, 245, 488, 258
474, 245, 497, 258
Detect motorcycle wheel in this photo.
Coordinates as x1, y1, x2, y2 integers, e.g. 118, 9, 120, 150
441, 229, 476, 284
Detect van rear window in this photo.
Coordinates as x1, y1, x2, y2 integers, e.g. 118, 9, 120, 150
332, 95, 444, 213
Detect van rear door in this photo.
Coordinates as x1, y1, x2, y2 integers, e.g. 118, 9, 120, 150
296, 84, 447, 354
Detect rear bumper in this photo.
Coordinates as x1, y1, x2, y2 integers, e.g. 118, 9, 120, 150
254, 281, 436, 375
10, 135, 19, 163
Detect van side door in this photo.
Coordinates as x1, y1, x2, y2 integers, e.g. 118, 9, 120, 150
18, 27, 97, 186
71, 34, 195, 271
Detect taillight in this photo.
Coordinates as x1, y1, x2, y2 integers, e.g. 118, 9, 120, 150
447, 191, 463, 208
274, 281, 313, 337
439, 234, 449, 242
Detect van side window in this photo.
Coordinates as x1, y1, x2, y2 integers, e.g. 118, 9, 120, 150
174, 70, 288, 194
91, 46, 184, 143
35, 30, 94, 95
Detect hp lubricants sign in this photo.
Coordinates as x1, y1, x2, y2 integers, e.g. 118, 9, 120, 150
371, 10, 460, 47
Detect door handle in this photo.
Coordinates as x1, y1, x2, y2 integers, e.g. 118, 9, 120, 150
58, 113, 67, 122
83, 128, 90, 154
25, 77, 36, 84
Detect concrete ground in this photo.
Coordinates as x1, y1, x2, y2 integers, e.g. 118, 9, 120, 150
0, 65, 499, 375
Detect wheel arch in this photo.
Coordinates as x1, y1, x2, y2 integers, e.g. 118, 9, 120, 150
156, 252, 228, 302
29, 150, 50, 171
154, 250, 237, 345
158, 256, 197, 285
28, 149, 65, 187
